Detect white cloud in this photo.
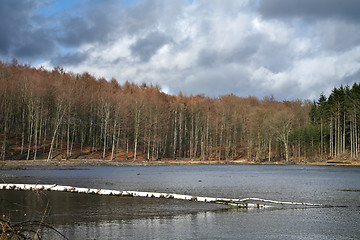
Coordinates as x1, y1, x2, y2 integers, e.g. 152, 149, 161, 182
252, 18, 293, 44
30, 0, 360, 101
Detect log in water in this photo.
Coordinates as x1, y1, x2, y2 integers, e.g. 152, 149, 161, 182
0, 183, 325, 208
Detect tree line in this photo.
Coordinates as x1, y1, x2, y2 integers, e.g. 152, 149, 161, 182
310, 84, 360, 160
0, 60, 357, 162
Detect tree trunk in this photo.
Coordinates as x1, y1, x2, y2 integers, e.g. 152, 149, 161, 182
343, 112, 346, 154
194, 117, 199, 159
80, 123, 84, 154
111, 119, 117, 161
70, 121, 76, 158
47, 101, 65, 161
179, 109, 183, 158
66, 116, 71, 160
284, 137, 289, 162
21, 108, 25, 155
33, 105, 39, 161
219, 120, 224, 161
133, 107, 140, 161
337, 109, 340, 156
206, 111, 210, 160
126, 135, 129, 160
350, 115, 353, 158
43, 118, 47, 153
26, 112, 33, 161
38, 106, 43, 149
330, 119, 333, 158
248, 130, 252, 161
103, 109, 109, 160
1, 110, 7, 160
268, 135, 272, 162
173, 108, 177, 160
355, 112, 358, 159
320, 117, 323, 155
190, 113, 194, 159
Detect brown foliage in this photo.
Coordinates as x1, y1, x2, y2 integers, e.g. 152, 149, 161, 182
0, 60, 312, 162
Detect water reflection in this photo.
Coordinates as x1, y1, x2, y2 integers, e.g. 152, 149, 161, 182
1, 165, 360, 239
0, 190, 259, 239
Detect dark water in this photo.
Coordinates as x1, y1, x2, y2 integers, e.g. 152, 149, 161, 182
1, 164, 359, 239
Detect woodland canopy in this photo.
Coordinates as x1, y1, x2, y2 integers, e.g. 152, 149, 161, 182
0, 60, 358, 163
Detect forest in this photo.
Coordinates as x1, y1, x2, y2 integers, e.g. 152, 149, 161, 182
0, 60, 358, 163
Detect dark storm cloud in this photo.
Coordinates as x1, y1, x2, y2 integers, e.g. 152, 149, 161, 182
57, 17, 92, 47
318, 22, 360, 52
130, 32, 171, 62
254, 43, 294, 72
0, 0, 56, 59
174, 66, 251, 98
198, 35, 262, 68
57, 1, 120, 48
51, 51, 89, 67
197, 49, 219, 67
123, 0, 185, 35
0, 0, 33, 55
14, 28, 56, 58
124, 0, 163, 34
343, 70, 360, 85
224, 35, 263, 64
257, 0, 360, 22
1, 0, 359, 101
0, 0, 122, 61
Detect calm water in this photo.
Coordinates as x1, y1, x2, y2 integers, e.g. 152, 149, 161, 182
1, 164, 359, 239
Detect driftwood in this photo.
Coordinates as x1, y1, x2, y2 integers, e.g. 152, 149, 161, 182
0, 183, 326, 209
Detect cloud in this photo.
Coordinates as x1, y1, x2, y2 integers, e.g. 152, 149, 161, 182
256, 0, 360, 53
0, 0, 56, 59
67, 1, 360, 100
56, 1, 122, 48
343, 69, 360, 86
314, 20, 360, 52
257, 0, 360, 22
51, 50, 89, 67
197, 34, 262, 68
2, 0, 360, 101
130, 31, 172, 62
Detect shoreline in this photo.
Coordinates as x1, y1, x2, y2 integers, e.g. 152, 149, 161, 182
1, 158, 359, 168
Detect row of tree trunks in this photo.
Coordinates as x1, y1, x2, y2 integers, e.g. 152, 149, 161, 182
311, 86, 360, 160
1, 62, 339, 162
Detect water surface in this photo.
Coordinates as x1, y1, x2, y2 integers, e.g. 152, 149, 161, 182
1, 164, 359, 239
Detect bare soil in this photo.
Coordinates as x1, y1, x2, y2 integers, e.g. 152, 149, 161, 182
1, 157, 359, 169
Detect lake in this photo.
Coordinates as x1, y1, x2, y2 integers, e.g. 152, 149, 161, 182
1, 164, 359, 239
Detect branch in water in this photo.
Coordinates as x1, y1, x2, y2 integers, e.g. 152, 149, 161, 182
0, 183, 327, 208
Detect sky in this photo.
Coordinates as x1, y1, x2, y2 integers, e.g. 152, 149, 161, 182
1, 0, 360, 100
